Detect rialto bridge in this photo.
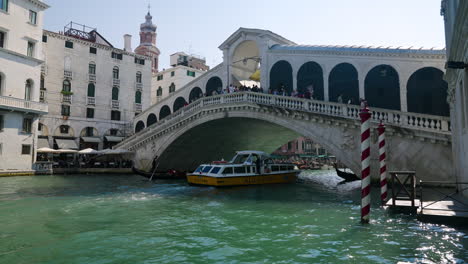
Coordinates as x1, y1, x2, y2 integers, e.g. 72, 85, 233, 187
116, 28, 453, 182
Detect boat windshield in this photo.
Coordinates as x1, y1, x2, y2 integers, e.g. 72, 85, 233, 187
194, 166, 204, 173
231, 154, 250, 164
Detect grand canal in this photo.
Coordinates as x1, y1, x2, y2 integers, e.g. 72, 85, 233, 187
0, 171, 467, 263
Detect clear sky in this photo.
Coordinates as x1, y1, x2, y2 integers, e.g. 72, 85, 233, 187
43, 0, 445, 69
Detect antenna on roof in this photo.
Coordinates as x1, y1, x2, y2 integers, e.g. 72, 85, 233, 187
148, 2, 151, 13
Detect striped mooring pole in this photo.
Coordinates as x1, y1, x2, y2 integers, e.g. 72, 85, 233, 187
378, 122, 388, 206
360, 102, 371, 224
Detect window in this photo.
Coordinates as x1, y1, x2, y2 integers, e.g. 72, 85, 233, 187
62, 80, 71, 92
112, 87, 119, 100
111, 110, 121, 121
0, 115, 3, 131
27, 41, 34, 57
113, 67, 119, 79
0, 73, 3, 95
135, 91, 142, 104
42, 35, 47, 43
87, 83, 95, 97
171, 71, 175, 77
61, 105, 70, 116
38, 123, 42, 131
22, 118, 32, 133
157, 87, 162, 96
210, 167, 221, 174
187, 70, 195, 77
234, 167, 246, 174
157, 75, 163, 81
222, 167, 233, 175
21, 145, 31, 155
29, 10, 37, 24
86, 108, 94, 118
287, 142, 292, 150
89, 47, 97, 54
169, 83, 176, 93
202, 166, 212, 173
111, 52, 122, 60
110, 129, 118, 136
24, 80, 32, 100
0, 0, 8, 12
0, 143, 2, 155
60, 125, 69, 134
0, 31, 5, 48
65, 41, 73, 49
134, 57, 145, 65
85, 127, 94, 137
136, 72, 142, 83
89, 63, 96, 74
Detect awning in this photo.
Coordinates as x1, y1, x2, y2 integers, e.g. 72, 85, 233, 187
105, 136, 124, 142
37, 138, 50, 149
78, 148, 98, 154
81, 137, 101, 143
55, 139, 79, 150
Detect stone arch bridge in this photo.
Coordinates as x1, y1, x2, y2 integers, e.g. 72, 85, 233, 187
116, 92, 453, 182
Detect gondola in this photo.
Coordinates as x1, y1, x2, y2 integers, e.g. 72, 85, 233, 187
333, 163, 360, 183
132, 167, 186, 180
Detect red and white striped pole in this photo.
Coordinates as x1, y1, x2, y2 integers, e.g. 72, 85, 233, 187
360, 101, 371, 224
378, 122, 388, 206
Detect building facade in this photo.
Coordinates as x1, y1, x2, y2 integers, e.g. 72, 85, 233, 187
273, 137, 328, 156
40, 25, 152, 151
134, 11, 160, 73
0, 0, 49, 173
441, 0, 468, 196
170, 52, 210, 71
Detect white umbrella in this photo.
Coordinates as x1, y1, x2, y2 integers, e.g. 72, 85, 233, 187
78, 148, 99, 154
37, 147, 59, 153
55, 149, 78, 154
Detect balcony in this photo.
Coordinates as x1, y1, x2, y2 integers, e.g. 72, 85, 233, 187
113, 78, 120, 87
64, 70, 73, 79
61, 94, 73, 104
134, 103, 142, 113
89, 74, 96, 82
135, 82, 143, 90
87, 97, 95, 105
111, 100, 120, 109
0, 95, 48, 114
39, 90, 46, 103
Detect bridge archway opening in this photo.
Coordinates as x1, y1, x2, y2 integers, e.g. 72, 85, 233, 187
147, 113, 157, 127
206, 76, 223, 96
365, 65, 401, 110
230, 40, 260, 87
135, 121, 145, 133
189, 87, 203, 103
407, 67, 449, 116
329, 63, 359, 104
159, 105, 171, 120
297, 61, 324, 100
270, 60, 293, 95
173, 97, 188, 112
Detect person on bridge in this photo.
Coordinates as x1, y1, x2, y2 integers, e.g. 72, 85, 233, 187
337, 94, 343, 103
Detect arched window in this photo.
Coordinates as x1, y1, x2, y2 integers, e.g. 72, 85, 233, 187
147, 113, 157, 126
136, 72, 142, 83
269, 60, 293, 95
169, 83, 176, 93
62, 80, 71, 92
135, 121, 145, 133
365, 65, 400, 110
87, 83, 95, 97
113, 66, 119, 79
157, 86, 162, 96
135, 90, 142, 104
25, 79, 33, 100
89, 62, 96, 74
112, 86, 119, 100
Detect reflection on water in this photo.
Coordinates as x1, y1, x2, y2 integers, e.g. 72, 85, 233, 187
0, 171, 466, 264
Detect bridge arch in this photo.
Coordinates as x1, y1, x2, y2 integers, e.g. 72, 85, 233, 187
147, 113, 157, 127
206, 76, 223, 96
365, 65, 401, 110
135, 121, 145, 133
407, 67, 449, 116
173, 97, 188, 112
189, 87, 203, 103
269, 60, 293, 95
328, 63, 359, 104
159, 105, 171, 120
297, 61, 324, 100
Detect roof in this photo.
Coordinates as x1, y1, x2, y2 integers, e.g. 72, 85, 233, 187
270, 44, 446, 55
218, 28, 296, 50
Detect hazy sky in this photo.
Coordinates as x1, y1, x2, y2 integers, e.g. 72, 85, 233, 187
43, 0, 446, 69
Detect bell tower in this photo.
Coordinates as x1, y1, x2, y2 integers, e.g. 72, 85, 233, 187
135, 5, 160, 73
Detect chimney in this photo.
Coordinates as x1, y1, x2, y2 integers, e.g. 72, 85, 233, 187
124, 34, 132, 52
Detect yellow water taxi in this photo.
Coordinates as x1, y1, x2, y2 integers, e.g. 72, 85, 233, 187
187, 151, 299, 187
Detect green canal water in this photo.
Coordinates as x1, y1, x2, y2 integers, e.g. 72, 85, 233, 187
0, 171, 467, 264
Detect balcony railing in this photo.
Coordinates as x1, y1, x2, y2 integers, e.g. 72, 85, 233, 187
61, 94, 73, 104
64, 70, 73, 79
0, 95, 48, 113
113, 78, 120, 87
39, 90, 46, 103
134, 103, 142, 113
135, 82, 143, 90
89, 74, 96, 82
111, 100, 120, 109
87, 97, 95, 105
